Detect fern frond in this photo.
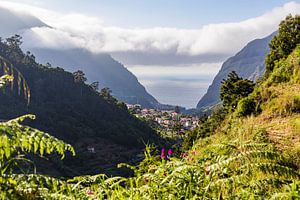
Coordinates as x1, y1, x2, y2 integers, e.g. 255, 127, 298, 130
211, 174, 249, 187
208, 150, 286, 172
10, 174, 74, 199
207, 155, 241, 171
270, 192, 294, 200
211, 142, 238, 151
239, 142, 270, 150
241, 150, 286, 163
0, 115, 75, 162
250, 178, 291, 191
249, 163, 299, 179
68, 174, 107, 186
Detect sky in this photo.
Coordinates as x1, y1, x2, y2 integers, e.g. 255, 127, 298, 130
4, 0, 298, 28
0, 0, 300, 108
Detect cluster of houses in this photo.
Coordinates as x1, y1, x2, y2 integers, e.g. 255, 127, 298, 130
127, 104, 199, 132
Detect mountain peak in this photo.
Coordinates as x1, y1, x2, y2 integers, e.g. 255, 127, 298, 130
0, 6, 47, 37
197, 32, 276, 109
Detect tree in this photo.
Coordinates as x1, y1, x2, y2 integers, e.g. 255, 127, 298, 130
73, 70, 87, 97
2, 35, 24, 63
220, 71, 255, 112
73, 70, 87, 83
90, 81, 99, 92
5, 34, 23, 47
174, 106, 180, 114
100, 87, 118, 104
45, 62, 52, 68
266, 14, 300, 74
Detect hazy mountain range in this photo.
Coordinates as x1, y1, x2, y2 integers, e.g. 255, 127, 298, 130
0, 6, 159, 108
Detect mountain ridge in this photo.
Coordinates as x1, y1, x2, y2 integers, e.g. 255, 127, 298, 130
197, 32, 276, 109
0, 6, 159, 108
30, 47, 159, 108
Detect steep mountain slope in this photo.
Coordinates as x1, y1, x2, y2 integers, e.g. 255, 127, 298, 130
0, 39, 161, 177
30, 48, 159, 108
197, 32, 276, 109
0, 7, 47, 37
0, 6, 159, 108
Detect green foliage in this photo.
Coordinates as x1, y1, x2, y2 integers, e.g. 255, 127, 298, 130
266, 14, 300, 74
220, 71, 255, 112
292, 95, 300, 113
57, 142, 299, 199
0, 114, 75, 161
73, 70, 87, 83
0, 75, 12, 89
182, 106, 226, 151
251, 46, 300, 118
100, 87, 118, 105
266, 45, 300, 86
235, 96, 257, 117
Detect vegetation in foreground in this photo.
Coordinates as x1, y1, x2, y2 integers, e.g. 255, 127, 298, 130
1, 15, 300, 199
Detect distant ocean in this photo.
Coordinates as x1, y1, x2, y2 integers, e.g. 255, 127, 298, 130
127, 63, 221, 108
140, 79, 213, 108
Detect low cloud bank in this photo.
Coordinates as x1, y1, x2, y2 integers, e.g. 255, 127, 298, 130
0, 1, 299, 62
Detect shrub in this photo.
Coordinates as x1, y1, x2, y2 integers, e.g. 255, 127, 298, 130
252, 128, 270, 143
182, 106, 226, 150
235, 97, 257, 117
292, 95, 300, 113
269, 60, 291, 83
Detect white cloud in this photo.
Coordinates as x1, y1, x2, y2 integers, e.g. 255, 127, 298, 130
22, 27, 86, 49
0, 1, 300, 57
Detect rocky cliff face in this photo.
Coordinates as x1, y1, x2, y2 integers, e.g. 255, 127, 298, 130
197, 32, 276, 109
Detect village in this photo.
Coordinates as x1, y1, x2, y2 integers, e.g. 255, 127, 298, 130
126, 104, 199, 133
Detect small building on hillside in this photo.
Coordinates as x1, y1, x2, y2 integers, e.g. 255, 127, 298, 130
87, 146, 96, 153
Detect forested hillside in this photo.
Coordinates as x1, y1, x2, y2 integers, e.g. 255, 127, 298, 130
0, 36, 161, 177
31, 48, 160, 108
